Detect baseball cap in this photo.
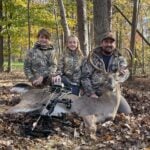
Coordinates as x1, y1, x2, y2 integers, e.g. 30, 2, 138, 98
101, 32, 115, 42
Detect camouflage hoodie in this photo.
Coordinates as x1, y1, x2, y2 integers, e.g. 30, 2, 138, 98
24, 42, 57, 82
81, 47, 129, 96
56, 48, 83, 85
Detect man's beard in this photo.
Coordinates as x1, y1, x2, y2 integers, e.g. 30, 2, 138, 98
102, 46, 114, 55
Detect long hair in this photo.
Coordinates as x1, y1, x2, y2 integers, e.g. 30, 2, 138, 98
65, 35, 83, 58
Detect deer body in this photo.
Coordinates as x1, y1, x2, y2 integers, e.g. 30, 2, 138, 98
6, 88, 51, 113
53, 87, 121, 122
6, 74, 121, 137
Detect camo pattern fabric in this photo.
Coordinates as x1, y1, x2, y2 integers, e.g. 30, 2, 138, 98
56, 48, 83, 85
81, 47, 130, 96
24, 42, 57, 82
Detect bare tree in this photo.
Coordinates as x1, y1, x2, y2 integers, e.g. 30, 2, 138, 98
53, 0, 61, 55
130, 0, 140, 76
5, 3, 12, 72
7, 30, 11, 72
114, 5, 150, 47
0, 0, 3, 72
141, 27, 145, 74
93, 0, 112, 45
76, 0, 89, 56
57, 0, 70, 43
27, 0, 31, 49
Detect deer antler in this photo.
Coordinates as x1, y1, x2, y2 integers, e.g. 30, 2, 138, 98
88, 51, 107, 74
120, 48, 133, 62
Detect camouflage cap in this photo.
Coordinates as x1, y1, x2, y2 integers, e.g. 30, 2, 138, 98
101, 32, 115, 42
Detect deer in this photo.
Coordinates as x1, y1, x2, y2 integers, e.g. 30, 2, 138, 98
6, 67, 121, 140
49, 71, 121, 138
6, 76, 120, 140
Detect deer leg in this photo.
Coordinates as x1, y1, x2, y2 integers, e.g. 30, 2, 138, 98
83, 115, 97, 140
117, 96, 132, 114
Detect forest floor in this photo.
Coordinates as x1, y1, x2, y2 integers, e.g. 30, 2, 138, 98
0, 71, 150, 150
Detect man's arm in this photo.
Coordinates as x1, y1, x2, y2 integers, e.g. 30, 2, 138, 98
80, 59, 96, 97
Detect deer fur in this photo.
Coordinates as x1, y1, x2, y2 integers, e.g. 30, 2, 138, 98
6, 73, 121, 138
51, 77, 121, 135
6, 88, 51, 113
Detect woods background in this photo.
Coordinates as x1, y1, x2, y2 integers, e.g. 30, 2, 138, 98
0, 0, 149, 75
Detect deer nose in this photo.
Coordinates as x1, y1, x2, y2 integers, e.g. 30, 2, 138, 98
107, 85, 114, 91
108, 78, 112, 84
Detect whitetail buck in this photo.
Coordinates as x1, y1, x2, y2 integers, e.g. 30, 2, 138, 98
6, 72, 121, 139
50, 73, 121, 136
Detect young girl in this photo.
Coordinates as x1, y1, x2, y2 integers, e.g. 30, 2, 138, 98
24, 28, 57, 87
53, 35, 83, 95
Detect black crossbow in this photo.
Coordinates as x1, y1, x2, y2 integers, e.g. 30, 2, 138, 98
22, 83, 74, 137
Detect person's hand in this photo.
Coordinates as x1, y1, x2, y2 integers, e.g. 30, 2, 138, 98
118, 66, 128, 76
119, 68, 128, 77
52, 75, 61, 85
32, 76, 44, 86
90, 93, 98, 98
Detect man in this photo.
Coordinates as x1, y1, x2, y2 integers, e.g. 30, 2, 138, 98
81, 32, 131, 114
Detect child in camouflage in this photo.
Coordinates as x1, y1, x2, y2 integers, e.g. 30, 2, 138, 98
24, 28, 57, 87
52, 35, 83, 95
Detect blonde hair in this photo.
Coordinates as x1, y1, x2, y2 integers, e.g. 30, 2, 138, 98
66, 35, 83, 57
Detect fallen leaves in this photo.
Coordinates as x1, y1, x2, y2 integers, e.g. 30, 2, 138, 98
0, 72, 150, 149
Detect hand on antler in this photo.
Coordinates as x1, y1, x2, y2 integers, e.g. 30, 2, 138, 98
118, 66, 128, 76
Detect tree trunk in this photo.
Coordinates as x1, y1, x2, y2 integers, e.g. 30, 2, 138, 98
7, 33, 11, 72
130, 0, 139, 77
130, 0, 139, 54
76, 0, 89, 56
57, 0, 70, 43
88, 21, 94, 52
27, 0, 31, 49
53, 0, 61, 55
0, 0, 3, 72
107, 0, 112, 31
118, 23, 122, 49
141, 27, 145, 74
93, 0, 112, 45
114, 5, 150, 47
7, 10, 12, 73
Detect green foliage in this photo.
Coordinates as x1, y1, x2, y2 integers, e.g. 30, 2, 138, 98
4, 61, 23, 71
113, 0, 150, 74
1, 0, 149, 74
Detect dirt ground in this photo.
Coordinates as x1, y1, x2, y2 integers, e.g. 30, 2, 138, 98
0, 72, 150, 150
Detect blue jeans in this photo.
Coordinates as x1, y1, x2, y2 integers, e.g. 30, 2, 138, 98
62, 77, 80, 96
70, 85, 80, 96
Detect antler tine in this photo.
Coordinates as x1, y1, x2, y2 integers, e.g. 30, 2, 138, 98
89, 51, 107, 74
118, 48, 133, 70
121, 48, 133, 60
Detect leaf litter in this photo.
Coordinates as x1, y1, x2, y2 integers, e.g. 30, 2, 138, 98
0, 72, 149, 149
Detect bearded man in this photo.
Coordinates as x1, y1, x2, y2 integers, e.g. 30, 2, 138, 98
81, 32, 131, 114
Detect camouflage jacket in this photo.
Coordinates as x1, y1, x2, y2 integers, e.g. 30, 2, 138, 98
56, 49, 83, 85
24, 42, 57, 82
81, 47, 129, 96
